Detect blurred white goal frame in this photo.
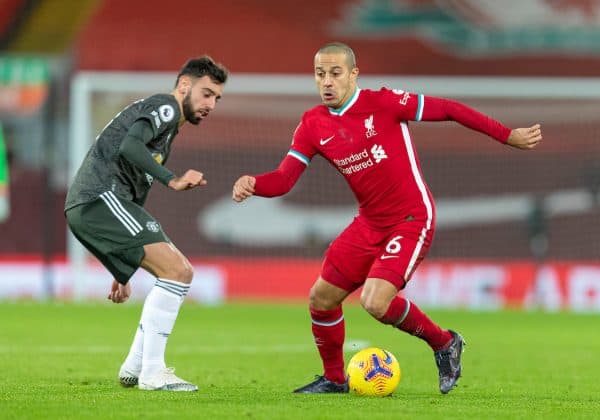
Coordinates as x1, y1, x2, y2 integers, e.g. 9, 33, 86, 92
68, 72, 600, 299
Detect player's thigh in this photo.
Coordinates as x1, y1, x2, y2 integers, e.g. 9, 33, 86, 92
368, 224, 434, 290
322, 218, 379, 291
66, 197, 169, 284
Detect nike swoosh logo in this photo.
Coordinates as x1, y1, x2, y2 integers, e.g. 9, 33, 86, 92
319, 135, 335, 146
380, 255, 399, 260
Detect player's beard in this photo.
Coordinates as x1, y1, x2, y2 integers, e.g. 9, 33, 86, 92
182, 91, 201, 125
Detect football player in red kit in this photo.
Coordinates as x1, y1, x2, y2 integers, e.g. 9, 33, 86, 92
232, 42, 541, 394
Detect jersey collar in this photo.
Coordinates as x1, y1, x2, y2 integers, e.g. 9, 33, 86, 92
328, 88, 361, 116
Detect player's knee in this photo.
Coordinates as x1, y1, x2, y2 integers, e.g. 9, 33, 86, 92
360, 294, 388, 319
181, 261, 194, 283
308, 286, 337, 310
170, 260, 194, 284
308, 287, 326, 309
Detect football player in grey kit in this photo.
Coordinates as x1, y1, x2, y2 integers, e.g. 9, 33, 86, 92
65, 56, 228, 391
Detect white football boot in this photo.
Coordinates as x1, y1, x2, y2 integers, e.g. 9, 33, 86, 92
138, 367, 198, 391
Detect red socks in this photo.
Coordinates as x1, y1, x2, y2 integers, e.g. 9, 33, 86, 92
310, 306, 346, 384
309, 299, 451, 384
379, 296, 452, 351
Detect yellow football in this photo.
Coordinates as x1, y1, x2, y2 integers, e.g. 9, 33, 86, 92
346, 347, 401, 397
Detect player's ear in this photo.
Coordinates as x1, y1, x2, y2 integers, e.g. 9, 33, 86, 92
177, 75, 192, 94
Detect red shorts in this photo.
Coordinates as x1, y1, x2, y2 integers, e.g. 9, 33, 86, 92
321, 216, 434, 292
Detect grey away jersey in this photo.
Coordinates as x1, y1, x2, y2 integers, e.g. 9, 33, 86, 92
65, 94, 181, 210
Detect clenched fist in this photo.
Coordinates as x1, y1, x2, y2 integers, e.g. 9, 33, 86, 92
232, 175, 256, 202
168, 169, 207, 191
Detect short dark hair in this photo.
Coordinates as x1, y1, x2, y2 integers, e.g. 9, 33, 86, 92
317, 42, 356, 69
175, 55, 228, 86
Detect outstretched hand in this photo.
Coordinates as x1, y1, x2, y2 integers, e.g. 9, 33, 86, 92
232, 175, 256, 202
168, 169, 207, 191
107, 279, 131, 304
507, 124, 542, 150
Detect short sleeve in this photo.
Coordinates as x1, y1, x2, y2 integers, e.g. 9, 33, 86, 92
288, 116, 318, 166
136, 100, 178, 140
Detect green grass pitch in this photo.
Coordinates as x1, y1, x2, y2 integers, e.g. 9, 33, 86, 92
0, 301, 599, 419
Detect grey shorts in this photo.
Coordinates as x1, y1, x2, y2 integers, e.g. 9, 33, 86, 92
65, 192, 169, 284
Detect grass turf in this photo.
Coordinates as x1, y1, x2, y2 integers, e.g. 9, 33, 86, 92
0, 301, 598, 419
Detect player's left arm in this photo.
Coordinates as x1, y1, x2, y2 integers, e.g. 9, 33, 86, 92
119, 119, 176, 185
119, 120, 207, 190
420, 96, 542, 148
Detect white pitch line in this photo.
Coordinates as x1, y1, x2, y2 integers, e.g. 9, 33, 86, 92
0, 344, 312, 354
0, 340, 371, 355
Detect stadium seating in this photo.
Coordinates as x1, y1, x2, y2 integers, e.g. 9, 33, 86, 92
6, 0, 98, 53
75, 0, 340, 72
0, 0, 26, 46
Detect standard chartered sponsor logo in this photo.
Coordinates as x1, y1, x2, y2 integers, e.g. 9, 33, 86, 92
334, 148, 373, 175
334, 146, 387, 175
337, 159, 374, 175
371, 144, 388, 163
333, 149, 369, 166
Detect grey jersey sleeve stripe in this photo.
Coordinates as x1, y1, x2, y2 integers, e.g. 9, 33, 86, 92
100, 192, 142, 236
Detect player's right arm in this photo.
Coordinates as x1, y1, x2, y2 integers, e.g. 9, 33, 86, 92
119, 119, 206, 191
232, 119, 316, 203
232, 156, 306, 202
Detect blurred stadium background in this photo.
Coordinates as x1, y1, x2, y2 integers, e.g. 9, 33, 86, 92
2, 0, 600, 311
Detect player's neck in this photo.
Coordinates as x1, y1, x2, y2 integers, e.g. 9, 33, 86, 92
328, 87, 360, 115
170, 90, 187, 127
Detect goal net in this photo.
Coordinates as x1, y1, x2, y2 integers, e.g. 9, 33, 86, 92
68, 73, 600, 300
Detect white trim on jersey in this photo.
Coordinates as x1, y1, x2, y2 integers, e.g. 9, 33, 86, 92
415, 94, 424, 121
99, 191, 142, 236
399, 122, 433, 279
328, 88, 361, 117
287, 150, 310, 166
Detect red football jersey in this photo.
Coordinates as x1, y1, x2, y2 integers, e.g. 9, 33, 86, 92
288, 87, 434, 229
